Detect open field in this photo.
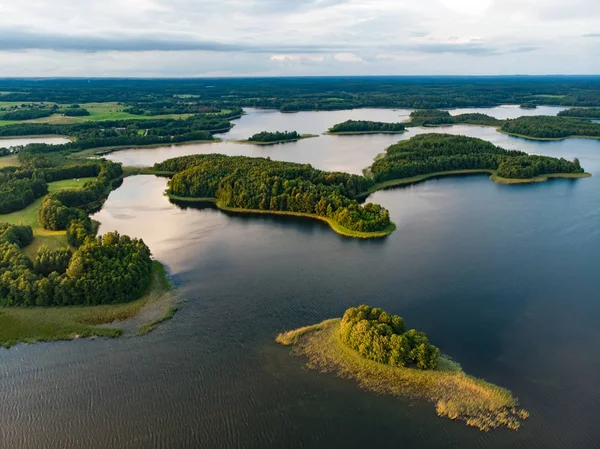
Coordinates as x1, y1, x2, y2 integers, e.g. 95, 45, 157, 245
0, 154, 21, 167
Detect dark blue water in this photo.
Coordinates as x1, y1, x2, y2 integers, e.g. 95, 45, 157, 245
1, 110, 599, 449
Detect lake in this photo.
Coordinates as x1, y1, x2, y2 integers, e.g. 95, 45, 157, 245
0, 136, 70, 147
1, 107, 599, 449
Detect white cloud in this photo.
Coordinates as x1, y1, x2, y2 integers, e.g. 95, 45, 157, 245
0, 0, 598, 76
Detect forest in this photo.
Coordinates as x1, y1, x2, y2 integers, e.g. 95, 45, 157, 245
339, 305, 440, 370
499, 116, 600, 138
154, 154, 392, 234
328, 120, 406, 133
407, 110, 501, 127
371, 134, 584, 181
558, 107, 600, 119
0, 227, 153, 307
1, 76, 600, 110
247, 131, 301, 142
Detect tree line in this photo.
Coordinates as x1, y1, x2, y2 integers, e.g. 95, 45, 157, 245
340, 305, 440, 370
248, 131, 301, 142
558, 108, 600, 119
500, 116, 600, 138
328, 120, 406, 133
407, 110, 501, 127
0, 228, 153, 307
154, 154, 392, 233
370, 134, 584, 181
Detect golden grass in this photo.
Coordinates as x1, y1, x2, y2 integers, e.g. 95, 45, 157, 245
0, 154, 21, 167
277, 319, 529, 432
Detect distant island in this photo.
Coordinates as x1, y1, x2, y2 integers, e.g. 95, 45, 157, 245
406, 110, 501, 127
499, 116, 600, 140
520, 103, 538, 109
240, 131, 318, 145
277, 305, 529, 431
326, 120, 406, 135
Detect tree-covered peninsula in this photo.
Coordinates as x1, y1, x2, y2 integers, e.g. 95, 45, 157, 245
406, 110, 501, 127
277, 305, 529, 431
242, 130, 317, 144
154, 154, 394, 238
369, 134, 586, 187
499, 116, 600, 139
327, 120, 406, 134
558, 107, 600, 119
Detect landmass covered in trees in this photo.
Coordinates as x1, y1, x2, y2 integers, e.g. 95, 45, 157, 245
340, 305, 440, 369
1, 77, 600, 111
407, 110, 501, 127
558, 107, 600, 119
520, 103, 537, 109
154, 154, 393, 236
327, 120, 406, 134
246, 131, 302, 143
499, 116, 600, 139
371, 134, 585, 181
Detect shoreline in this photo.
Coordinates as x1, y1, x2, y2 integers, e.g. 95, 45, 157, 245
69, 138, 220, 158
167, 194, 396, 239
324, 130, 406, 135
496, 129, 600, 141
0, 261, 179, 349
276, 318, 528, 431
356, 170, 591, 199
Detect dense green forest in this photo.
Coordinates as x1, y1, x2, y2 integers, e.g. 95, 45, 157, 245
407, 110, 501, 127
558, 107, 600, 119
340, 305, 440, 370
1, 77, 600, 110
247, 131, 301, 142
328, 120, 406, 133
500, 116, 600, 138
371, 134, 584, 181
0, 228, 153, 307
154, 154, 392, 234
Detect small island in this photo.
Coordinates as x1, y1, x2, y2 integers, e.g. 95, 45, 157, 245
519, 103, 538, 109
240, 130, 318, 145
499, 116, 600, 140
277, 305, 529, 431
406, 110, 501, 127
326, 120, 406, 135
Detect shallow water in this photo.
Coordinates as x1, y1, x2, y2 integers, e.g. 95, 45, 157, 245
1, 108, 599, 449
0, 136, 70, 147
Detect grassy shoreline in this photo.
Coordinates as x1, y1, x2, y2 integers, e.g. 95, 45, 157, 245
167, 194, 396, 239
277, 319, 529, 431
356, 170, 591, 199
0, 261, 179, 348
235, 134, 319, 145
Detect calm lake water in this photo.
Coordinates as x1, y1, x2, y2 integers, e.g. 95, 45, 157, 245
1, 107, 599, 449
0, 136, 70, 147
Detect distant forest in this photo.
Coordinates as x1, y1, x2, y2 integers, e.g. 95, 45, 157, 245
1, 77, 600, 110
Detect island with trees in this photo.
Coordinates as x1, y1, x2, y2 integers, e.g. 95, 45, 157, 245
366, 134, 588, 192
240, 130, 318, 145
326, 120, 406, 135
499, 116, 600, 140
277, 305, 529, 431
558, 107, 600, 119
520, 103, 538, 109
406, 110, 501, 127
153, 154, 395, 238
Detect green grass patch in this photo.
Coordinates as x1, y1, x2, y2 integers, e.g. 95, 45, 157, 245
0, 154, 21, 167
277, 319, 529, 432
0, 261, 177, 348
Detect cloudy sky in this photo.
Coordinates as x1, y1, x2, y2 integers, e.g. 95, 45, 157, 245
0, 0, 598, 77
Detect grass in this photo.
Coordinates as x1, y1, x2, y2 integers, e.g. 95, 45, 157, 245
0, 177, 97, 258
277, 319, 529, 432
167, 194, 397, 239
0, 261, 177, 348
0, 102, 192, 127
236, 134, 319, 145
0, 154, 21, 167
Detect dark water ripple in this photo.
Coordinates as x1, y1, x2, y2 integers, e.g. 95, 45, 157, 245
1, 107, 600, 448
